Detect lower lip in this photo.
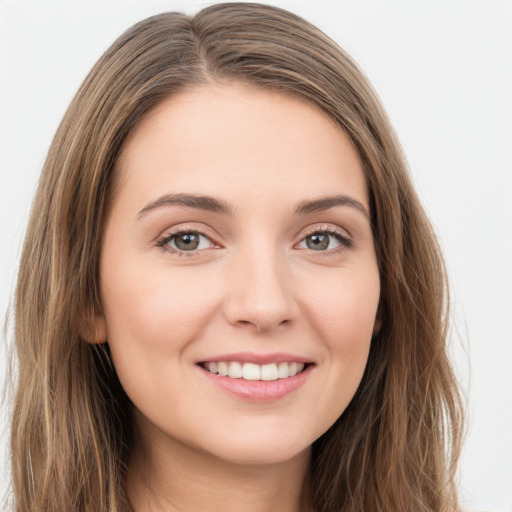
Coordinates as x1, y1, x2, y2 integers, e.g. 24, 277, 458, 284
198, 365, 313, 401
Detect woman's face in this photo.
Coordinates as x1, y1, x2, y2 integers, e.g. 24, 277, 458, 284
96, 84, 380, 466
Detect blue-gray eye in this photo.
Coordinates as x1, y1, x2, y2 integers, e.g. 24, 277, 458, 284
298, 231, 346, 251
306, 233, 329, 250
168, 232, 211, 251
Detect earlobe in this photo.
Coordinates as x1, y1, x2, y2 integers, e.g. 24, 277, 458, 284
372, 300, 382, 335
80, 312, 108, 345
372, 317, 382, 336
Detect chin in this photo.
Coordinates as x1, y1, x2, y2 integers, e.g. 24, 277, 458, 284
197, 431, 313, 467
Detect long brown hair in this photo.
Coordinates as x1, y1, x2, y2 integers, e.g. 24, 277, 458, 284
10, 3, 463, 511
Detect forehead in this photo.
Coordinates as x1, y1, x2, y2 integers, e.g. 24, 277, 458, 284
114, 83, 368, 213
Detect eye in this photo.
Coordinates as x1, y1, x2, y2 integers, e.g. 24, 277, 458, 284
157, 230, 215, 253
297, 229, 352, 252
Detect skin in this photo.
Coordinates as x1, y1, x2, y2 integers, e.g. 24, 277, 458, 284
92, 83, 381, 512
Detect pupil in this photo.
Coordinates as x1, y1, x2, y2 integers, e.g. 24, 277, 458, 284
176, 233, 199, 250
307, 233, 329, 250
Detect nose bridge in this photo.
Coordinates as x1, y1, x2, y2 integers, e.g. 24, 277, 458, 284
224, 234, 296, 332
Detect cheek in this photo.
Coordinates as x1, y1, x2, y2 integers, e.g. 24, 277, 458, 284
100, 259, 221, 354
304, 269, 380, 349
299, 268, 379, 412
99, 260, 224, 416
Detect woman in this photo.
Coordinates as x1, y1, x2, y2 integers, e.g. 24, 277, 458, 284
9, 3, 463, 511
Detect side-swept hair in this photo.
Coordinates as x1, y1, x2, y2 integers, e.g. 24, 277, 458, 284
10, 3, 463, 511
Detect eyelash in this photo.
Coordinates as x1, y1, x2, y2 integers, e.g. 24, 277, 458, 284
156, 228, 218, 257
299, 226, 353, 254
156, 226, 353, 257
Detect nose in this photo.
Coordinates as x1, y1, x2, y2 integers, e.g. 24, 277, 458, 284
223, 244, 298, 333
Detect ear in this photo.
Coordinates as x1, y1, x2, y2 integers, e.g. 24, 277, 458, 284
372, 300, 382, 336
372, 317, 382, 336
79, 310, 108, 345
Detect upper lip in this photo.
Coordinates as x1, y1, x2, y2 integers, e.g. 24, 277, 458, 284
196, 352, 313, 365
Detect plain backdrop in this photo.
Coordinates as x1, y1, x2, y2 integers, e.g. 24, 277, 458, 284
1, 1, 511, 510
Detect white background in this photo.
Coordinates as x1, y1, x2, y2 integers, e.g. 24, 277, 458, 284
1, 1, 511, 510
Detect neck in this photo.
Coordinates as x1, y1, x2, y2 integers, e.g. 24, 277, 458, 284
126, 418, 313, 512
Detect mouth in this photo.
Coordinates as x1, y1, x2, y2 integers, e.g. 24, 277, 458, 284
196, 352, 315, 400
198, 361, 311, 381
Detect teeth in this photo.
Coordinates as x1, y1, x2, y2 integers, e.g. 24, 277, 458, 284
218, 362, 228, 376
289, 362, 299, 377
204, 361, 306, 380
277, 362, 289, 379
261, 363, 278, 381
242, 363, 260, 380
227, 361, 243, 379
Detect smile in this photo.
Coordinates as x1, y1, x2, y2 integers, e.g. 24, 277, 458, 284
197, 353, 314, 401
200, 361, 307, 381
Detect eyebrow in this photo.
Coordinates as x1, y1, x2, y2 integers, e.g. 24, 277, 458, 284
136, 193, 369, 219
137, 193, 234, 218
293, 195, 369, 218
